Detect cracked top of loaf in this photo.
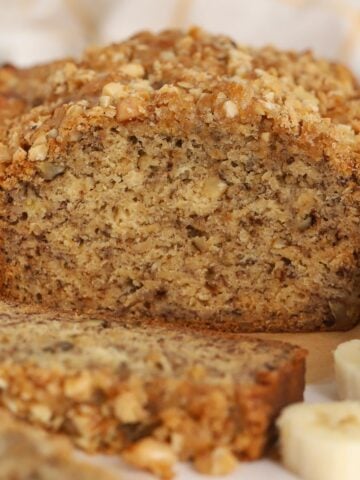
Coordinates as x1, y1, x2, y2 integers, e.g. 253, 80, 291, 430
0, 27, 359, 189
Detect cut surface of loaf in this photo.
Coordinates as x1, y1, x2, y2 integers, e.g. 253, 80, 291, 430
0, 301, 306, 475
0, 410, 117, 480
0, 28, 359, 331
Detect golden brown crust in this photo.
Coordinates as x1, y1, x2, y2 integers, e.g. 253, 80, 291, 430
236, 347, 306, 458
1, 28, 359, 184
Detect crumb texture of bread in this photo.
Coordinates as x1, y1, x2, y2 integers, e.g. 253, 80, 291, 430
0, 302, 306, 474
0, 28, 359, 332
0, 409, 117, 480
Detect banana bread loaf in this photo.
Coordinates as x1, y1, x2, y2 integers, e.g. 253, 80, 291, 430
0, 410, 117, 480
0, 28, 359, 331
0, 301, 306, 476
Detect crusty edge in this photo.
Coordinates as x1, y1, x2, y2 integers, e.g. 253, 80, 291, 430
235, 346, 306, 459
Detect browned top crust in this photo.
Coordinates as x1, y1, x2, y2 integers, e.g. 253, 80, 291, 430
0, 27, 359, 189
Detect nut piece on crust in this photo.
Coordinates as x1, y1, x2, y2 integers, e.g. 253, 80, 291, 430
194, 446, 238, 475
122, 438, 176, 479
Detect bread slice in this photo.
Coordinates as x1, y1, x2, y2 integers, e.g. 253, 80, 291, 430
0, 28, 359, 331
0, 301, 306, 475
0, 410, 117, 480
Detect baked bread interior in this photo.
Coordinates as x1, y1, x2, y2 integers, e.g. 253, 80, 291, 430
0, 28, 359, 331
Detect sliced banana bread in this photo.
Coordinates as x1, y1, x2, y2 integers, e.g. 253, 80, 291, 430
0, 28, 359, 331
0, 410, 117, 480
0, 301, 306, 475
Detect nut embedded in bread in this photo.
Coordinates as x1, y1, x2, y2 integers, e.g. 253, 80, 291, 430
0, 28, 359, 332
0, 301, 306, 476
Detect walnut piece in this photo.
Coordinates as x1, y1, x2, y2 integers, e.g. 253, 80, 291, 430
119, 63, 145, 78
116, 97, 146, 122
30, 404, 53, 424
194, 446, 238, 475
64, 373, 93, 402
37, 162, 65, 181
122, 438, 176, 479
28, 144, 48, 162
102, 82, 126, 101
113, 391, 146, 423
223, 100, 239, 118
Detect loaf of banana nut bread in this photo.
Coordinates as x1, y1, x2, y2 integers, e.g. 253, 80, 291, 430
0, 301, 306, 476
0, 410, 117, 480
0, 28, 359, 332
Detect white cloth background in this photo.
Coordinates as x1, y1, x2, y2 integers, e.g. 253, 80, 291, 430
0, 0, 359, 74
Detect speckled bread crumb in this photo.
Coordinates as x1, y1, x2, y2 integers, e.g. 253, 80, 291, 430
0, 28, 359, 332
0, 301, 306, 476
0, 409, 117, 480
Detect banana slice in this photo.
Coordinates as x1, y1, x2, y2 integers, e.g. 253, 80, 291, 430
334, 339, 360, 400
277, 402, 360, 480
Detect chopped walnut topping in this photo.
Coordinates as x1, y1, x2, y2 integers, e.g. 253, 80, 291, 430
223, 100, 239, 118
102, 82, 126, 101
64, 373, 93, 402
37, 162, 65, 181
177, 35, 194, 52
177, 81, 193, 90
119, 63, 145, 78
66, 104, 84, 117
99, 95, 111, 108
30, 404, 53, 424
122, 438, 176, 479
194, 447, 238, 475
47, 128, 58, 139
113, 391, 146, 423
28, 143, 48, 162
0, 377, 8, 389
12, 147, 27, 163
160, 50, 176, 62
116, 97, 146, 122
158, 85, 180, 95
